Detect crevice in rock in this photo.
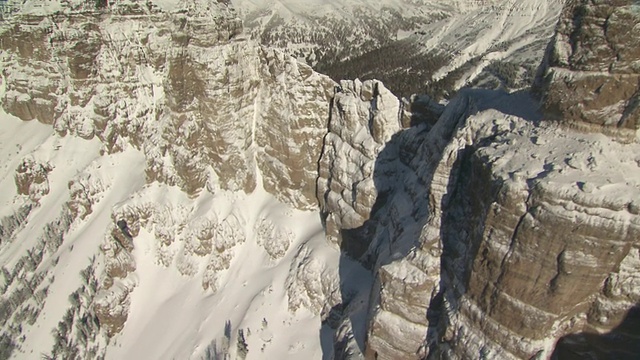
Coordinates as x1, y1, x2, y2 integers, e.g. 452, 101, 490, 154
549, 247, 567, 293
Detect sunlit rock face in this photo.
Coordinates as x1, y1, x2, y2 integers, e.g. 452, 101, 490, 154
318, 83, 640, 359
2, 1, 640, 359
0, 0, 334, 209
0, 0, 336, 349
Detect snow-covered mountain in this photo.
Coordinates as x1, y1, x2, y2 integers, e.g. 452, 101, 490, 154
0, 1, 346, 358
318, 80, 640, 359
231, 0, 453, 66
233, 0, 565, 97
1, 0, 639, 360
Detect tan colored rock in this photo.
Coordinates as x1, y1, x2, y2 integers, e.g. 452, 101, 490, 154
0, 0, 333, 208
317, 79, 402, 248
319, 85, 640, 359
535, 0, 640, 140
14, 157, 52, 202
429, 109, 640, 359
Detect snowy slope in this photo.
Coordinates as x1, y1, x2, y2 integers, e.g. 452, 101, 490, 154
98, 181, 337, 360
231, 0, 459, 65
0, 103, 354, 359
415, 0, 564, 86
235, 0, 563, 97
0, 1, 347, 358
3, 1, 637, 360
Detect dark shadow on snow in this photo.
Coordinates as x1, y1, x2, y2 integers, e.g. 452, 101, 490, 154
460, 88, 543, 123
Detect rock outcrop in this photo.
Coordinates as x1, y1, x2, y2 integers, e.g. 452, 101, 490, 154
0, 0, 334, 209
535, 0, 640, 141
0, 0, 335, 341
2, 1, 640, 359
430, 106, 640, 360
14, 156, 53, 202
317, 79, 403, 252
319, 83, 640, 359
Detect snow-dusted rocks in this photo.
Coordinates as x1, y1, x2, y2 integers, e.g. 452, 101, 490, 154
14, 156, 52, 202
535, 0, 640, 141
2, 1, 640, 359
67, 167, 108, 220
256, 217, 293, 260
285, 245, 341, 315
317, 86, 640, 359
231, 0, 451, 66
420, 104, 640, 358
0, 0, 334, 209
93, 276, 135, 336
317, 79, 402, 248
0, 1, 339, 358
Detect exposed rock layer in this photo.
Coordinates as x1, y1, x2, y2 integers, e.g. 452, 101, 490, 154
318, 83, 640, 359
0, 0, 334, 210
535, 0, 640, 140
0, 0, 335, 338
2, 1, 640, 359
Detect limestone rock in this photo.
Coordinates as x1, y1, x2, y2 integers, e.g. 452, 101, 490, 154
0, 1, 336, 341
318, 86, 640, 359
316, 79, 402, 249
535, 0, 640, 140
14, 156, 52, 202
0, 0, 334, 209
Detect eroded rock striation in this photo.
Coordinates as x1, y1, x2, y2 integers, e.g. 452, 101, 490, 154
535, 0, 640, 141
0, 0, 334, 209
316, 79, 403, 251
315, 3, 640, 358
430, 106, 640, 360
318, 5, 640, 352
1, 0, 335, 339
319, 84, 640, 359
1, 1, 639, 359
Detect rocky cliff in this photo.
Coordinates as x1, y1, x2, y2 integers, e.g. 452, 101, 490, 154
318, 82, 640, 359
1, 0, 334, 208
316, 2, 640, 356
0, 1, 340, 357
535, 0, 640, 142
1, 1, 639, 359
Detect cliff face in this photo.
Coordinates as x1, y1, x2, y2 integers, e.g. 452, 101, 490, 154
535, 0, 640, 141
319, 82, 640, 359
433, 107, 640, 359
2, 1, 640, 359
0, 0, 334, 209
316, 3, 640, 358
316, 79, 403, 251
0, 1, 338, 353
